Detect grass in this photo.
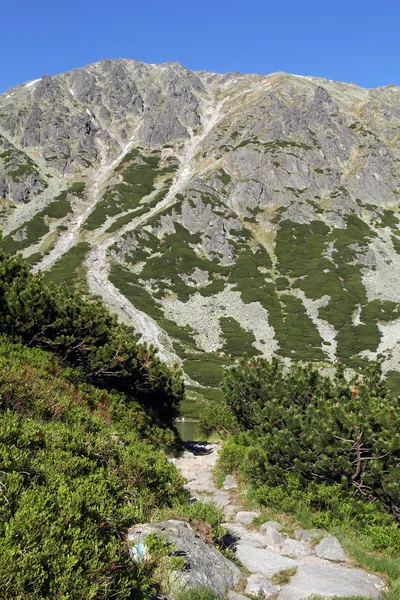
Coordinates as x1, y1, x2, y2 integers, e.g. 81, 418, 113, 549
175, 586, 220, 600
270, 567, 297, 585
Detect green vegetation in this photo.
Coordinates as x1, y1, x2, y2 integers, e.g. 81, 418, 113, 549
42, 242, 90, 288
201, 356, 400, 594
220, 317, 258, 358
183, 354, 229, 387
0, 247, 183, 424
176, 587, 220, 600
85, 150, 176, 230
0, 337, 184, 599
204, 357, 400, 527
2, 183, 85, 254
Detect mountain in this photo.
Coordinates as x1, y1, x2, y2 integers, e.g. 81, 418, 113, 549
1, 59, 400, 393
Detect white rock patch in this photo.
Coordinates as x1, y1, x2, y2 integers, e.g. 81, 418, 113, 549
160, 284, 279, 355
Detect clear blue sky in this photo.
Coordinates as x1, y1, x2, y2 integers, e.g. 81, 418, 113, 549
1, 0, 399, 93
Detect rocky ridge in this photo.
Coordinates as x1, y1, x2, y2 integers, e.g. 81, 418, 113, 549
1, 60, 400, 387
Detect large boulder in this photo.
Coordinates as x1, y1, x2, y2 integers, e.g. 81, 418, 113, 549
278, 564, 385, 599
128, 520, 241, 598
314, 535, 348, 562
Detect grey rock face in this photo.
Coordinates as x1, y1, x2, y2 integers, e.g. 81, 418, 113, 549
128, 520, 241, 598
235, 545, 299, 578
278, 564, 384, 599
314, 535, 348, 562
245, 573, 278, 597
2, 60, 400, 378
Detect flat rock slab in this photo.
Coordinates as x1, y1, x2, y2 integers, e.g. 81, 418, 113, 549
223, 523, 266, 549
245, 573, 278, 597
236, 545, 299, 578
128, 520, 241, 597
235, 510, 260, 524
278, 564, 385, 599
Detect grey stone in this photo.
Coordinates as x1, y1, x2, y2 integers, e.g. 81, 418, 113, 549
128, 520, 241, 597
222, 523, 266, 549
262, 526, 285, 547
260, 520, 282, 532
235, 511, 260, 525
294, 528, 327, 543
245, 573, 278, 597
227, 592, 248, 600
314, 535, 348, 562
278, 564, 385, 599
281, 538, 312, 558
235, 545, 299, 578
223, 474, 238, 490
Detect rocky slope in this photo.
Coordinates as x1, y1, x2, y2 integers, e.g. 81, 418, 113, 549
1, 59, 400, 391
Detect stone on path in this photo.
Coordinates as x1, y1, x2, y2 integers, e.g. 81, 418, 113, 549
281, 538, 312, 558
223, 523, 266, 548
262, 525, 285, 547
236, 545, 299, 578
128, 520, 241, 597
223, 474, 238, 490
314, 535, 348, 562
224, 504, 242, 519
260, 520, 282, 532
203, 490, 231, 509
245, 573, 278, 597
294, 528, 326, 542
278, 563, 385, 599
227, 591, 248, 600
235, 510, 260, 524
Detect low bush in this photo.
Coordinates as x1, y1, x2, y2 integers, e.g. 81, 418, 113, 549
0, 338, 184, 599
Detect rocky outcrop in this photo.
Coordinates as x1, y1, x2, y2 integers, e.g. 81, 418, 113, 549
128, 519, 241, 598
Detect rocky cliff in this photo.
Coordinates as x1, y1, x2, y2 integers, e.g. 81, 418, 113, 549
1, 59, 399, 391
